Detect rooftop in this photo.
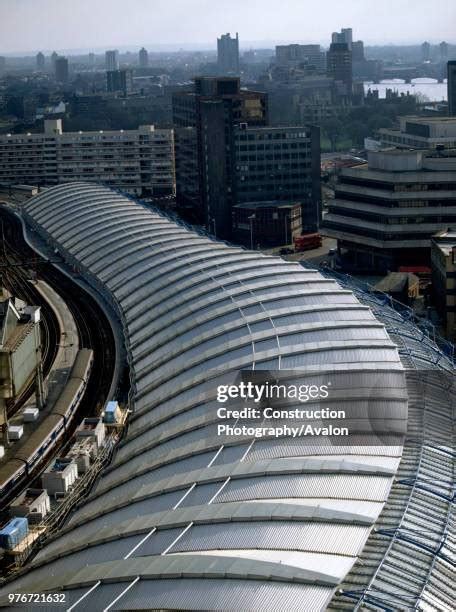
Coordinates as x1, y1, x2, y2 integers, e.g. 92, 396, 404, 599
0, 182, 452, 612
398, 115, 456, 125
432, 227, 456, 255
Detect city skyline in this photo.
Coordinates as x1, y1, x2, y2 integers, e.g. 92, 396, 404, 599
0, 0, 455, 54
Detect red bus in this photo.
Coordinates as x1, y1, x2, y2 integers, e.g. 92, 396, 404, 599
294, 233, 322, 252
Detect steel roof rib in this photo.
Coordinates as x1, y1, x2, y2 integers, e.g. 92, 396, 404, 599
0, 182, 450, 610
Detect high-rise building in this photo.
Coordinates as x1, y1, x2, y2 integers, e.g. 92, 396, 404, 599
88, 52, 95, 67
5, 95, 38, 120
172, 77, 320, 238
327, 43, 352, 95
107, 69, 133, 95
0, 56, 5, 75
105, 49, 119, 71
440, 41, 449, 62
323, 148, 456, 271
54, 56, 69, 84
234, 125, 321, 232
172, 77, 267, 234
351, 40, 365, 62
36, 52, 45, 71
139, 47, 149, 68
332, 28, 353, 49
0, 119, 175, 197
448, 61, 456, 116
422, 41, 431, 62
217, 32, 240, 74
275, 44, 326, 73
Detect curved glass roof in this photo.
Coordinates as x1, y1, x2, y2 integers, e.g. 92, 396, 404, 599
0, 182, 422, 609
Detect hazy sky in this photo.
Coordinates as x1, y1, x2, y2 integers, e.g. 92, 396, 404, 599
1, 0, 455, 54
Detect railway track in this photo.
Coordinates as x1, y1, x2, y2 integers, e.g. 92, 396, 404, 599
0, 207, 116, 421
0, 208, 117, 510
0, 224, 60, 417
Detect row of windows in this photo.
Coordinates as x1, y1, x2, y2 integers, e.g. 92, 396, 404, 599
329, 206, 456, 226
61, 168, 140, 175
237, 163, 310, 171
239, 174, 311, 181
335, 192, 456, 208
237, 143, 310, 152
235, 209, 301, 221
61, 155, 137, 160
236, 132, 309, 141
238, 184, 311, 192
341, 176, 456, 192
0, 135, 170, 145
238, 154, 310, 162
325, 220, 434, 241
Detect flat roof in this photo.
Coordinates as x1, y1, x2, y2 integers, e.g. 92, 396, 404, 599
399, 115, 456, 124
433, 228, 456, 240
432, 228, 456, 254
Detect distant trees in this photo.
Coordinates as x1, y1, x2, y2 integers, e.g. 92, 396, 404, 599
321, 117, 345, 150
320, 94, 419, 151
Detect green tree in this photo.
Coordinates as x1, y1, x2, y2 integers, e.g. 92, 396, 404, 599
322, 118, 344, 151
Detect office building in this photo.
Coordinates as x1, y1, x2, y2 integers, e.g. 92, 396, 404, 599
323, 148, 456, 271
234, 125, 321, 232
377, 116, 456, 149
260, 75, 334, 125
217, 32, 240, 74
440, 41, 449, 62
351, 40, 365, 62
327, 43, 352, 95
422, 41, 431, 62
448, 61, 456, 116
0, 118, 174, 197
0, 57, 5, 75
88, 52, 95, 67
139, 47, 149, 68
54, 56, 69, 84
172, 77, 267, 233
106, 69, 133, 95
232, 200, 302, 246
50, 51, 58, 67
173, 77, 320, 239
105, 49, 119, 71
36, 52, 45, 71
275, 44, 326, 73
431, 228, 456, 340
332, 27, 352, 48
5, 94, 38, 121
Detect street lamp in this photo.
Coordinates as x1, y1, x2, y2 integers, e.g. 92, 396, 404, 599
248, 214, 256, 250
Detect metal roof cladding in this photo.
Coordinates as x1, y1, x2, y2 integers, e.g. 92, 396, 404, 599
0, 182, 451, 611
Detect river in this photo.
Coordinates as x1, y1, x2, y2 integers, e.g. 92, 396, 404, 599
364, 78, 448, 102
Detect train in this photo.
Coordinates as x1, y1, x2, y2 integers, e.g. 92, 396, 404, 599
0, 349, 94, 501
